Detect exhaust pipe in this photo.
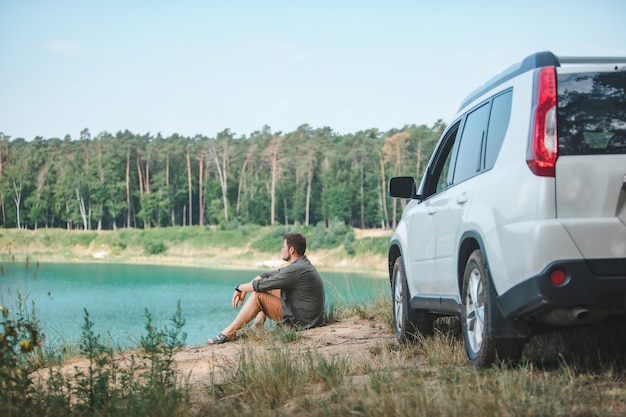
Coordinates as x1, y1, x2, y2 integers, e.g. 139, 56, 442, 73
569, 307, 589, 320
537, 306, 608, 326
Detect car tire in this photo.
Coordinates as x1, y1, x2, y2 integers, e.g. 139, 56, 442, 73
461, 249, 523, 367
392, 256, 433, 343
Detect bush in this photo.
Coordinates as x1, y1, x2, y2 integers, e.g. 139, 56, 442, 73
0, 300, 190, 416
0, 295, 45, 415
143, 240, 167, 255
343, 229, 356, 256
309, 220, 352, 250
67, 232, 97, 248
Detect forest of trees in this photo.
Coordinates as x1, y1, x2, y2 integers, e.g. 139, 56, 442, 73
0, 121, 446, 231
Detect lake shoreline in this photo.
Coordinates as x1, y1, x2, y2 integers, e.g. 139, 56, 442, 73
0, 227, 392, 277
2, 245, 389, 277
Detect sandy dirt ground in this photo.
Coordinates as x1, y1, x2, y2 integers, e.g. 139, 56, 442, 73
174, 315, 394, 387
38, 315, 395, 406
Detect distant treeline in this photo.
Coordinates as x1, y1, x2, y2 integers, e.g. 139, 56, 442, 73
0, 122, 445, 230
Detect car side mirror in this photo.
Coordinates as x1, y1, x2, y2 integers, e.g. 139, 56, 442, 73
389, 176, 419, 199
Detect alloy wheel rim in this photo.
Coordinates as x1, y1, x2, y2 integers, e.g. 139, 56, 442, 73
394, 269, 403, 336
465, 267, 485, 354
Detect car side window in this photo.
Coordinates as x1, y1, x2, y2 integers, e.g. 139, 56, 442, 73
421, 122, 460, 199
484, 90, 513, 169
452, 103, 490, 184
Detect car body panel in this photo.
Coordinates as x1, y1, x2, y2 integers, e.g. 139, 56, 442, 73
555, 155, 626, 259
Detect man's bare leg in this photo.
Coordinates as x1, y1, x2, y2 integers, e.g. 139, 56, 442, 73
208, 290, 282, 344
219, 292, 262, 339
253, 311, 267, 330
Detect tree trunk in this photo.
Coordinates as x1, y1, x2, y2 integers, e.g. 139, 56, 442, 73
360, 163, 365, 229
186, 148, 193, 226
305, 157, 314, 227
76, 188, 88, 230
378, 151, 389, 229
209, 140, 230, 224
126, 148, 131, 228
236, 147, 254, 217
269, 139, 280, 225
198, 153, 204, 226
136, 147, 144, 198
12, 182, 21, 229
97, 139, 103, 231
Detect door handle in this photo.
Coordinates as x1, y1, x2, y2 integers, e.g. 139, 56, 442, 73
427, 207, 437, 215
457, 193, 468, 204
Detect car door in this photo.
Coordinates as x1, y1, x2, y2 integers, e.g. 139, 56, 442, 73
434, 103, 491, 297
406, 123, 460, 297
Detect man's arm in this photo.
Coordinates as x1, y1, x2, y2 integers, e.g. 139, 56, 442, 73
253, 262, 300, 292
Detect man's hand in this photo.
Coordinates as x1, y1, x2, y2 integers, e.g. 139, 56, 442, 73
232, 289, 246, 308
231, 276, 262, 308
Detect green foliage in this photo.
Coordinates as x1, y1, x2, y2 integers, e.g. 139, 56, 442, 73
323, 301, 348, 324
353, 235, 390, 257
250, 225, 299, 253
73, 309, 118, 414
0, 122, 445, 230
139, 301, 187, 390
0, 301, 190, 416
343, 228, 356, 256
67, 232, 97, 247
0, 296, 42, 415
309, 220, 351, 250
272, 325, 302, 344
142, 239, 167, 255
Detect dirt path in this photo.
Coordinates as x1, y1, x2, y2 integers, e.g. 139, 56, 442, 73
172, 315, 394, 387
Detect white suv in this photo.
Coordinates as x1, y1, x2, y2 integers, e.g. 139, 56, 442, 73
388, 51, 626, 367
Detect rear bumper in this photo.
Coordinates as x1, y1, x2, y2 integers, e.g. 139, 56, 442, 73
497, 258, 626, 320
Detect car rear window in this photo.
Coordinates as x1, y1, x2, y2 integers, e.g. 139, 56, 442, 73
557, 71, 626, 155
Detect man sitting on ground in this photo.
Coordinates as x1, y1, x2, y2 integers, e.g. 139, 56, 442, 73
207, 232, 325, 344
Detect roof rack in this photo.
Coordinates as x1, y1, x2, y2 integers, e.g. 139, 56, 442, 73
458, 51, 559, 111
458, 52, 626, 111
558, 56, 626, 64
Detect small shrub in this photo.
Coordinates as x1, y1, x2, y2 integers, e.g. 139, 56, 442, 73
26, 304, 190, 416
324, 302, 348, 324
273, 325, 302, 343
0, 295, 44, 415
218, 220, 242, 231
67, 232, 97, 248
143, 240, 167, 255
343, 229, 356, 256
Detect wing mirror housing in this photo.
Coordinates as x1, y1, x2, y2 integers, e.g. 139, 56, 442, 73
389, 176, 419, 199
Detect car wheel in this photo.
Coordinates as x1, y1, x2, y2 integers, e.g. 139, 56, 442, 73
462, 249, 523, 367
392, 256, 433, 343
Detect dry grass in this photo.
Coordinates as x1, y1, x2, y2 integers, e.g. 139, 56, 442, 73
190, 300, 626, 417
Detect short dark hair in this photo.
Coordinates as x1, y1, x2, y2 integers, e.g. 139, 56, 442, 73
284, 233, 306, 256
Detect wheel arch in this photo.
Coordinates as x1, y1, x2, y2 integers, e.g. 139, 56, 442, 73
388, 241, 403, 286
457, 232, 482, 297
458, 231, 530, 339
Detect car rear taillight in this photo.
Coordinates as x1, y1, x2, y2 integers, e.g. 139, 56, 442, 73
527, 66, 558, 177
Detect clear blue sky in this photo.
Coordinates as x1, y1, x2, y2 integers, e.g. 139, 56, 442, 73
1, 0, 625, 140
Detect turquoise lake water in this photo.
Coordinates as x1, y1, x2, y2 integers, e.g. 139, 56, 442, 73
0, 262, 388, 348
